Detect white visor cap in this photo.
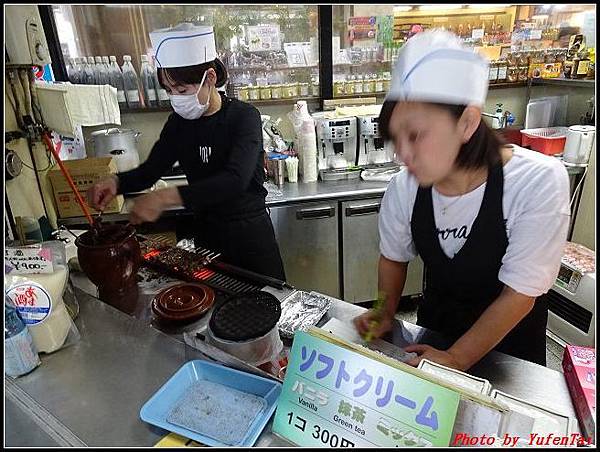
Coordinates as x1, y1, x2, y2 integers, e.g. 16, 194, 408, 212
150, 23, 217, 68
386, 29, 489, 107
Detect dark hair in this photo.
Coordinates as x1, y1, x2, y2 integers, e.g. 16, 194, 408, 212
378, 100, 504, 170
157, 58, 228, 89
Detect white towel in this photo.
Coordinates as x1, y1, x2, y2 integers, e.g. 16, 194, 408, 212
34, 82, 121, 138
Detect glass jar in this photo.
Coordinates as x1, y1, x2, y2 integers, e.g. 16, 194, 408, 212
354, 75, 364, 94
287, 83, 299, 98
375, 76, 384, 93
271, 84, 282, 99
363, 74, 374, 93
344, 76, 355, 95
311, 77, 320, 96
382, 72, 391, 92
299, 82, 310, 97
238, 86, 250, 101
259, 85, 272, 100
248, 85, 260, 101
333, 81, 345, 97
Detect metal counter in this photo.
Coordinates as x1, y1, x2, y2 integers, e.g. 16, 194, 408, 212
5, 273, 581, 447
57, 178, 389, 227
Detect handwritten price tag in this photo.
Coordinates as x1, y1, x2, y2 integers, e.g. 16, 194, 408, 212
5, 246, 54, 274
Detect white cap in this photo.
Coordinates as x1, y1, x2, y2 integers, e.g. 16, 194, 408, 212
150, 23, 216, 68
386, 29, 489, 107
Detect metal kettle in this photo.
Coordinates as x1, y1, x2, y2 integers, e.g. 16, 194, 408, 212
563, 125, 595, 165
90, 128, 141, 172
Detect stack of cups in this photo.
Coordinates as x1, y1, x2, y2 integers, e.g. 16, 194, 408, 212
285, 157, 299, 183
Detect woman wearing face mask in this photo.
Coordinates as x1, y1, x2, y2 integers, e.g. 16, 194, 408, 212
353, 30, 570, 370
87, 24, 285, 280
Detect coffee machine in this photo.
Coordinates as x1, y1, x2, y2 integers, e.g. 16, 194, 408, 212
312, 114, 360, 180
357, 114, 396, 168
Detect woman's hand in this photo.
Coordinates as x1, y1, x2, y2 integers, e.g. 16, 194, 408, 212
353, 310, 394, 341
404, 344, 467, 371
87, 175, 118, 210
129, 187, 183, 225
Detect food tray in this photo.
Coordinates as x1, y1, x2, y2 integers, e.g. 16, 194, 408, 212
417, 359, 492, 395
520, 127, 568, 155
491, 389, 572, 436
140, 360, 282, 447
279, 290, 333, 339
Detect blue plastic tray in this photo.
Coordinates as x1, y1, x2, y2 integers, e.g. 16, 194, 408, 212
140, 360, 282, 447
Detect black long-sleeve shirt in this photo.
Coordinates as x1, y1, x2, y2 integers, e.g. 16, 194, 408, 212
117, 93, 267, 218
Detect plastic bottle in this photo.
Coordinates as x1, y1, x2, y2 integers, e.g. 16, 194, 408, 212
150, 58, 170, 107
94, 56, 109, 85
122, 55, 141, 108
108, 56, 127, 108
140, 55, 157, 108
83, 57, 96, 84
66, 58, 77, 83
5, 297, 40, 377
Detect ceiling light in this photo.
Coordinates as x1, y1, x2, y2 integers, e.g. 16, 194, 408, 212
393, 6, 413, 12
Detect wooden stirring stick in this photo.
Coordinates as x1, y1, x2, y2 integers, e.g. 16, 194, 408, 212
41, 131, 95, 226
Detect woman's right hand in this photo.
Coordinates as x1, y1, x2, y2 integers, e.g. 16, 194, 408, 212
87, 175, 118, 210
353, 309, 393, 341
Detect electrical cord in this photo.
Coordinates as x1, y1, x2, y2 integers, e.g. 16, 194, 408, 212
569, 165, 589, 210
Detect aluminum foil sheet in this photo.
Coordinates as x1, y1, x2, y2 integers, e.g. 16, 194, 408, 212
279, 290, 332, 338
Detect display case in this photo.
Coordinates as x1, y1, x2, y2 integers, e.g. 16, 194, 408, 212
51, 4, 320, 110
47, 4, 596, 108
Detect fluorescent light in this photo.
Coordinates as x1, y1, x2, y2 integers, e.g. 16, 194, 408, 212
393, 6, 413, 12
543, 5, 552, 10
532, 14, 549, 20
555, 5, 565, 9
418, 4, 464, 11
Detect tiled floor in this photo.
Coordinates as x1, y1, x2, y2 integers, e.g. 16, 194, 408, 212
394, 308, 565, 372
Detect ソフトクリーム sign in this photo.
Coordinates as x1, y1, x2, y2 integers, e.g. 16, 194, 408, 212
272, 331, 460, 447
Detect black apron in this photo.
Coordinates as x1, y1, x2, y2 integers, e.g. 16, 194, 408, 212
410, 161, 547, 366
193, 208, 286, 281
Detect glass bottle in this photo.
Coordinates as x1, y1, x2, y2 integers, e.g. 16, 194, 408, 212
108, 56, 127, 108
94, 56, 109, 85
83, 57, 96, 84
121, 55, 141, 108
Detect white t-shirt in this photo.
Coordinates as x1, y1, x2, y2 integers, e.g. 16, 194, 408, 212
379, 146, 571, 297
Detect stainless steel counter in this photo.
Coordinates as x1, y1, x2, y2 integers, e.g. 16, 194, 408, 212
57, 178, 389, 226
6, 272, 581, 447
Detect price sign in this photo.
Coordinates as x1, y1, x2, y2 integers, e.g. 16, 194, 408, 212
472, 29, 485, 40
529, 29, 543, 40
272, 332, 460, 447
247, 25, 281, 52
5, 246, 54, 274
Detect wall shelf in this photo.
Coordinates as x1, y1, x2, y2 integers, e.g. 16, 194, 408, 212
531, 77, 595, 88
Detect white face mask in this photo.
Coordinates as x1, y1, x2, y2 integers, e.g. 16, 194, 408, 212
169, 71, 210, 120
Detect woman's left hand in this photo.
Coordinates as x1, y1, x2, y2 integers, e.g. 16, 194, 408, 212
404, 344, 466, 371
129, 192, 166, 224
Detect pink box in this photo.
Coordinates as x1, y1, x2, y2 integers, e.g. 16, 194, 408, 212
563, 345, 596, 443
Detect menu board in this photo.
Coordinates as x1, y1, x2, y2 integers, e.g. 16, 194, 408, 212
272, 331, 460, 447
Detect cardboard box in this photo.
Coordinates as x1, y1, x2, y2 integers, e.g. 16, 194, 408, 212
562, 345, 596, 443
48, 157, 124, 219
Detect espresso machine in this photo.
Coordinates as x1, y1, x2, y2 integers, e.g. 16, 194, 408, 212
357, 114, 396, 167
312, 113, 360, 181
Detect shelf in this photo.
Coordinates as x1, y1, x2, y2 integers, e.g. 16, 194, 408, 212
119, 97, 321, 114
332, 92, 386, 100
531, 77, 595, 88
228, 65, 319, 71
489, 81, 527, 89
334, 61, 393, 67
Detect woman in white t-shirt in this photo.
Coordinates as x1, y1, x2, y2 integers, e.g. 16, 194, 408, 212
353, 30, 570, 369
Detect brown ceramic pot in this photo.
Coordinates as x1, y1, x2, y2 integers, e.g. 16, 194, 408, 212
75, 223, 141, 313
